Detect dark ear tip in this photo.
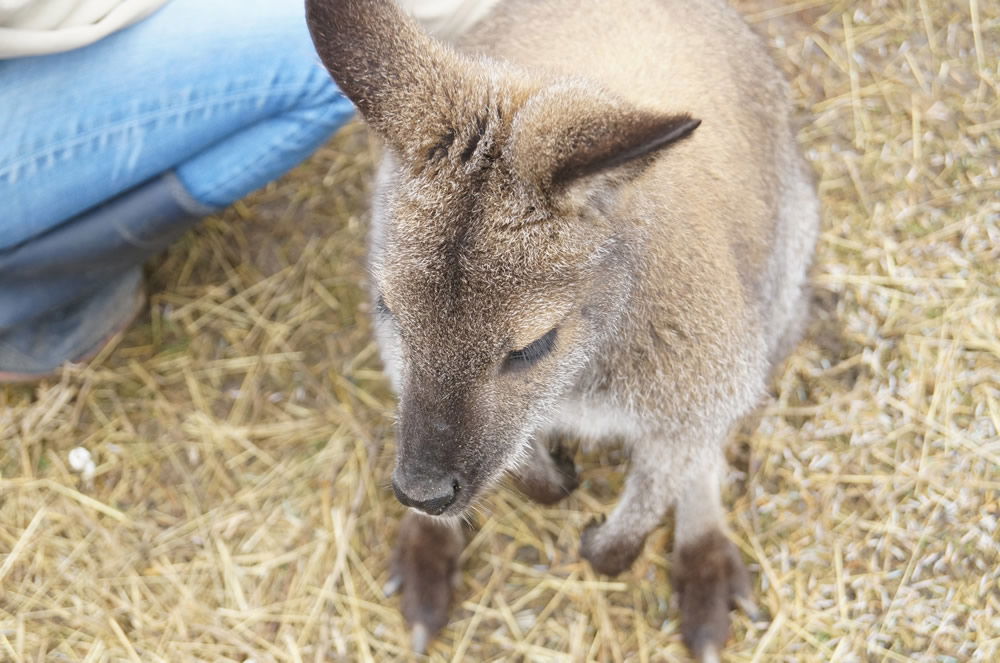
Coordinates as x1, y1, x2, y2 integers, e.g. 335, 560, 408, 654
674, 115, 702, 140
539, 108, 705, 188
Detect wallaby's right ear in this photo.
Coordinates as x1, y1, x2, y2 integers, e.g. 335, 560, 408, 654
510, 84, 701, 192
305, 0, 473, 154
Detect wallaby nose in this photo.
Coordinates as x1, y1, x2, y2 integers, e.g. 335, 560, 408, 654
391, 473, 459, 516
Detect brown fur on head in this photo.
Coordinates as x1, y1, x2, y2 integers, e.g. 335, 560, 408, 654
306, 0, 700, 516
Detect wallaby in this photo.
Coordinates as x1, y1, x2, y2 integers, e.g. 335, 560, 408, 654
306, 0, 820, 659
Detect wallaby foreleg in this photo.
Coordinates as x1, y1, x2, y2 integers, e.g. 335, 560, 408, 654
578, 437, 683, 576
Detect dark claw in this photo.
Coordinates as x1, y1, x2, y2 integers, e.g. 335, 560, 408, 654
382, 572, 403, 598
550, 443, 580, 494
411, 623, 430, 655
733, 595, 766, 624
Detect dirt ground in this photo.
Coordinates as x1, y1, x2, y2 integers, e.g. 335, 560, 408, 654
2, 0, 998, 661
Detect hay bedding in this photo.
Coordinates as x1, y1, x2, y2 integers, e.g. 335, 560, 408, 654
1, 0, 998, 660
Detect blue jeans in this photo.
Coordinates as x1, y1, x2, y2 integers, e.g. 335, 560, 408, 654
0, 0, 354, 250
0, 0, 354, 374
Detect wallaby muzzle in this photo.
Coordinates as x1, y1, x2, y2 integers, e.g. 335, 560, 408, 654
391, 380, 495, 517
391, 464, 459, 516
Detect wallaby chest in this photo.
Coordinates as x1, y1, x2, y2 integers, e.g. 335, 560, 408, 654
548, 396, 646, 450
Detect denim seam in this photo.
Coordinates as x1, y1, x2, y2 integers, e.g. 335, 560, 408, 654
179, 97, 353, 207
0, 84, 331, 179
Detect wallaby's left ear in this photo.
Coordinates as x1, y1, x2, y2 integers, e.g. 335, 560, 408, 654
511, 83, 701, 191
306, 0, 487, 157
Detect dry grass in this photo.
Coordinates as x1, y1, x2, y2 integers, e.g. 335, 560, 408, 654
2, 0, 998, 661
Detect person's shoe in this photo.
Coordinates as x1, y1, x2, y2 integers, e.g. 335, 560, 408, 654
0, 172, 209, 329
0, 172, 209, 383
0, 269, 146, 383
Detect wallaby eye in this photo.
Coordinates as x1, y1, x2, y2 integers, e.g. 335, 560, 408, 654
503, 328, 558, 372
375, 294, 393, 317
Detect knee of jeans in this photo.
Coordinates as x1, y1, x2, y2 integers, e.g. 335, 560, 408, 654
298, 68, 357, 130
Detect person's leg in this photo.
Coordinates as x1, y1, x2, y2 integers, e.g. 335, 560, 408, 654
0, 0, 353, 244
0, 0, 354, 379
0, 177, 199, 381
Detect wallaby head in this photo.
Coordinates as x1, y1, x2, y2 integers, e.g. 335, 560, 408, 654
306, 0, 700, 517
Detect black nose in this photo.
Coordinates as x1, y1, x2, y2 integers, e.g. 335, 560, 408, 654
392, 476, 459, 516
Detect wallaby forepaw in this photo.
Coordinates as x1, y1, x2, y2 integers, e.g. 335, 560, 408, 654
672, 530, 753, 660
579, 517, 644, 576
550, 443, 580, 494
515, 438, 579, 505
389, 512, 465, 654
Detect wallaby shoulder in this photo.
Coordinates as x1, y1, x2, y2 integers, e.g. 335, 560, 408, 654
462, 0, 787, 119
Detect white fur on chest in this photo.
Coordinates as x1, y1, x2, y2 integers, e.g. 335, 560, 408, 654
546, 397, 646, 450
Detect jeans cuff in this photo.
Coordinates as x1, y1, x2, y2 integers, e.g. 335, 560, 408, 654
165, 171, 220, 217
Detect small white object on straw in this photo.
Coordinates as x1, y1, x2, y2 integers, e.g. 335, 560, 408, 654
68, 447, 97, 482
